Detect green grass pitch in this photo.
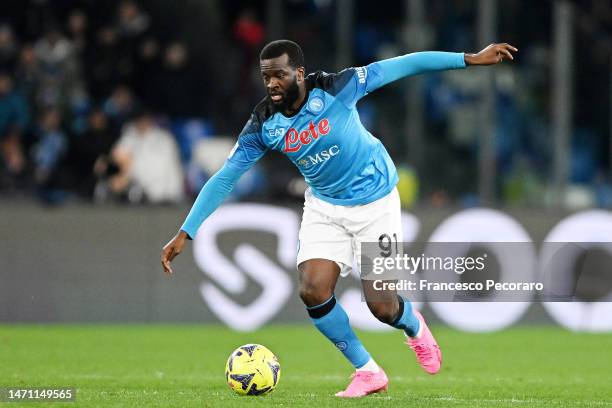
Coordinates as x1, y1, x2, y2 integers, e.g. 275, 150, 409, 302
1, 324, 611, 407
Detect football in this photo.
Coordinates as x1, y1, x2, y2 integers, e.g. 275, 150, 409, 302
225, 344, 281, 396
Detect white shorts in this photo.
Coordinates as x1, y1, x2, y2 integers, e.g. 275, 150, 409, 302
296, 187, 403, 277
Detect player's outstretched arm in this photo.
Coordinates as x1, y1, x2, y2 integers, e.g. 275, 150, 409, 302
160, 115, 267, 276
160, 161, 248, 276
363, 43, 518, 94
464, 43, 518, 66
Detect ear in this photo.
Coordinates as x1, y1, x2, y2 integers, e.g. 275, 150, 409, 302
296, 67, 305, 82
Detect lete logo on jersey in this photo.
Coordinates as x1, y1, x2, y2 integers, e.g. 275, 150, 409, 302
284, 118, 330, 153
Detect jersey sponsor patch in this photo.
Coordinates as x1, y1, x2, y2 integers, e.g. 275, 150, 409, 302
284, 118, 331, 153
297, 145, 340, 169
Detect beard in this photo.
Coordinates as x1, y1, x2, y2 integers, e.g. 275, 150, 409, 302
269, 77, 300, 113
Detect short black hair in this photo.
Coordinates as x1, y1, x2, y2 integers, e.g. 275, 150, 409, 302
259, 40, 304, 68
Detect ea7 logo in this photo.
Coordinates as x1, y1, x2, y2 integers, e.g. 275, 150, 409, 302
268, 128, 286, 137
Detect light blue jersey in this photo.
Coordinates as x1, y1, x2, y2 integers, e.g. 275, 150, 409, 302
181, 52, 466, 238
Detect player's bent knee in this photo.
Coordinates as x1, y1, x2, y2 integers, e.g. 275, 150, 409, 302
367, 301, 399, 325
297, 259, 339, 308
299, 282, 333, 308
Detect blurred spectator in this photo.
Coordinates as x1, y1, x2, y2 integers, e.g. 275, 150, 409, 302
70, 108, 118, 198
15, 44, 42, 112
233, 9, 265, 49
34, 24, 84, 112
103, 84, 138, 129
87, 26, 121, 98
232, 9, 265, 108
0, 24, 18, 72
154, 42, 202, 117
113, 0, 152, 86
139, 37, 159, 65
133, 36, 160, 106
31, 107, 67, 199
0, 71, 28, 186
66, 9, 89, 55
107, 110, 184, 204
117, 0, 150, 39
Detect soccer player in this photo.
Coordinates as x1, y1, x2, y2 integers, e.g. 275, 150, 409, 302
161, 40, 517, 397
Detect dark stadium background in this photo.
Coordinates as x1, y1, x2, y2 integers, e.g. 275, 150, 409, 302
0, 0, 611, 207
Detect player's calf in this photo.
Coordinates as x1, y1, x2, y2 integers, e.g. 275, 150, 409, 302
299, 259, 380, 384
365, 300, 400, 325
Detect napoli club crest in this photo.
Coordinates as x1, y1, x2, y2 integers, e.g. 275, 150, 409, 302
308, 96, 325, 113
335, 341, 348, 351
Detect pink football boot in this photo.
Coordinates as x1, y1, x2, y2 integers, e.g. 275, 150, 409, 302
335, 368, 389, 398
407, 310, 442, 374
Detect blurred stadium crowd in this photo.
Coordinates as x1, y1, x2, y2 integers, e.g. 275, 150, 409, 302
0, 0, 610, 207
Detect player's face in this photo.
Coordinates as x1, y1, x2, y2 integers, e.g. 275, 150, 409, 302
260, 54, 304, 111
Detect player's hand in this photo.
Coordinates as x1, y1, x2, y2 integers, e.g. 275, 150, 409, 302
464, 43, 518, 66
161, 230, 188, 277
